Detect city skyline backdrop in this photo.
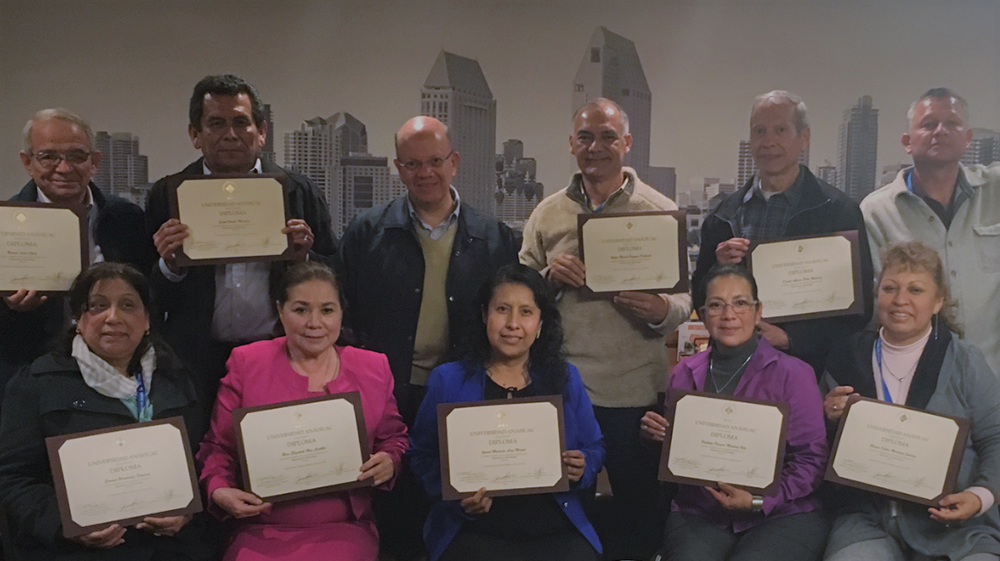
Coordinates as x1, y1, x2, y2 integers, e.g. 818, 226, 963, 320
2, 0, 998, 204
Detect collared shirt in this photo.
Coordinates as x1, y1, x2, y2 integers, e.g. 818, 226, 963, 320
160, 158, 275, 343
905, 168, 973, 229
406, 186, 461, 240
568, 176, 629, 213
736, 169, 804, 242
37, 186, 103, 264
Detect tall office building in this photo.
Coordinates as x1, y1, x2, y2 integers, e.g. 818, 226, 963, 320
93, 131, 149, 203
880, 163, 908, 188
421, 51, 497, 214
572, 27, 652, 182
963, 128, 1000, 166
816, 163, 838, 188
737, 139, 810, 187
838, 95, 879, 202
260, 104, 276, 164
647, 166, 677, 200
283, 112, 367, 231
494, 139, 544, 231
338, 155, 406, 233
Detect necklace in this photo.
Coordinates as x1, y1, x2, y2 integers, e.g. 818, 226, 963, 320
708, 353, 753, 394
487, 365, 529, 398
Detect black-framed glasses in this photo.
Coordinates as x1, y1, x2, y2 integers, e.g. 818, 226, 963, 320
31, 150, 92, 168
400, 150, 454, 172
701, 299, 758, 317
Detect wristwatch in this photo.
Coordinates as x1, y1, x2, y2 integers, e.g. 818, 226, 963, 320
750, 495, 764, 512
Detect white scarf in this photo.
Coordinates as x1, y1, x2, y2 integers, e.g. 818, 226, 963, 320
72, 334, 155, 401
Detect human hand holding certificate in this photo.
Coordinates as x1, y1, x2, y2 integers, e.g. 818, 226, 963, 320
746, 231, 863, 323
825, 397, 969, 505
438, 396, 569, 500
233, 392, 371, 503
658, 391, 788, 494
577, 211, 688, 295
0, 201, 87, 294
44, 417, 202, 538
166, 174, 293, 266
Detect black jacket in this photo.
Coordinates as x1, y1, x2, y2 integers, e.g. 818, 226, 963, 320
339, 196, 519, 420
0, 182, 154, 406
0, 348, 214, 561
144, 159, 337, 378
692, 166, 874, 377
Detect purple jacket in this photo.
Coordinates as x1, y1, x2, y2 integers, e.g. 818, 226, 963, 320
667, 338, 827, 532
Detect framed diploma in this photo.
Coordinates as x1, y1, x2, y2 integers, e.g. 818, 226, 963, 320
166, 174, 294, 266
44, 417, 202, 538
825, 396, 969, 506
658, 390, 789, 495
0, 201, 87, 295
746, 230, 863, 323
577, 211, 688, 295
438, 396, 569, 500
233, 392, 371, 503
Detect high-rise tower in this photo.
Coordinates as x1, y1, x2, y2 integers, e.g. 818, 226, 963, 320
837, 96, 879, 201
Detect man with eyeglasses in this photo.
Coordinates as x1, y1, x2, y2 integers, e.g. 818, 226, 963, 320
692, 90, 873, 379
519, 98, 692, 559
339, 115, 519, 560
144, 74, 337, 411
1, 108, 154, 403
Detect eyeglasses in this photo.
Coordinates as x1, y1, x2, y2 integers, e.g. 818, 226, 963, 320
702, 299, 758, 317
400, 150, 454, 172
31, 150, 92, 168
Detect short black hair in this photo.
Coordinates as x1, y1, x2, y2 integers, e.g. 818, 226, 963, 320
69, 262, 152, 322
189, 74, 265, 130
695, 263, 759, 310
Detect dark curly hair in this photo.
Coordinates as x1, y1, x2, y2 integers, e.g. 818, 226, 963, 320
189, 74, 265, 130
460, 264, 569, 395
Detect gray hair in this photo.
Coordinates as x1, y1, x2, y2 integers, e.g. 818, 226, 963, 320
22, 108, 96, 154
907, 87, 969, 125
751, 90, 809, 134
573, 98, 630, 135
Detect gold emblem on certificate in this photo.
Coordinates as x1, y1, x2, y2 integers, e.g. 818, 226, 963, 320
577, 211, 688, 295
44, 417, 202, 538
658, 391, 789, 494
0, 201, 87, 294
746, 230, 864, 323
166, 174, 293, 266
825, 397, 969, 505
438, 396, 569, 500
233, 392, 371, 503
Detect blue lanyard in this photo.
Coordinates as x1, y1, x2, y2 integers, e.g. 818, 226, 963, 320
135, 373, 147, 412
875, 338, 894, 404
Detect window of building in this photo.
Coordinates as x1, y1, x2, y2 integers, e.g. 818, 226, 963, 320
590, 48, 600, 62
353, 176, 374, 209
622, 88, 630, 96
574, 84, 584, 92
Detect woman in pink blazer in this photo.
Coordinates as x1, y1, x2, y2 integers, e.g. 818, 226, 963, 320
197, 262, 408, 561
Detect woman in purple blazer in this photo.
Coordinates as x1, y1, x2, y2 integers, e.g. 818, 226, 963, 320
197, 262, 408, 561
642, 264, 829, 561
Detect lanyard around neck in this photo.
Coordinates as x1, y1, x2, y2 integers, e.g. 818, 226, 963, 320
875, 337, 894, 404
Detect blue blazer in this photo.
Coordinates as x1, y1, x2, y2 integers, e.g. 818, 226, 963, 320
408, 361, 604, 560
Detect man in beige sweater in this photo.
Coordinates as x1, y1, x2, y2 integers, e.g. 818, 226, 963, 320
520, 99, 692, 558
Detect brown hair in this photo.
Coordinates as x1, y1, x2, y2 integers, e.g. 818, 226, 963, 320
878, 241, 963, 338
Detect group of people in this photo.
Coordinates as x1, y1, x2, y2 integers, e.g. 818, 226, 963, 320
0, 72, 997, 561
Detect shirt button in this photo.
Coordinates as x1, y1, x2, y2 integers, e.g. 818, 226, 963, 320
948, 241, 953, 247
415, 288, 421, 293
236, 283, 242, 288
951, 271, 957, 277
928, 216, 935, 223
448, 296, 454, 302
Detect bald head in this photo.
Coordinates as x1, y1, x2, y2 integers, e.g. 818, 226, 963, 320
395, 116, 452, 157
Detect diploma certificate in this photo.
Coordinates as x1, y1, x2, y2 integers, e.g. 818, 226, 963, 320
747, 231, 863, 323
438, 396, 569, 500
825, 397, 969, 505
659, 391, 788, 494
233, 392, 371, 503
168, 175, 293, 265
45, 417, 202, 538
0, 202, 86, 294
578, 211, 688, 294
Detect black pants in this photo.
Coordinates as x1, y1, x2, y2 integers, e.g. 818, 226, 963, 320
440, 530, 598, 561
659, 510, 829, 561
591, 405, 665, 560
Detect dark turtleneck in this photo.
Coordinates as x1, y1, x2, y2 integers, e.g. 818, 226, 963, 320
707, 333, 759, 395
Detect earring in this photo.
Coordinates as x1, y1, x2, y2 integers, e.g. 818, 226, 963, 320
535, 330, 541, 340
933, 314, 939, 340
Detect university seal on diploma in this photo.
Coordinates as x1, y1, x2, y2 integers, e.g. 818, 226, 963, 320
577, 211, 688, 295
0, 201, 87, 294
44, 417, 202, 538
658, 390, 789, 495
166, 174, 294, 266
746, 230, 864, 323
233, 392, 371, 503
825, 397, 969, 505
438, 396, 569, 500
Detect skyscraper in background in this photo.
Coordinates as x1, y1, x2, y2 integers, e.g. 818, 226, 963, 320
93, 131, 149, 204
647, 166, 676, 200
260, 104, 276, 164
837, 95, 879, 201
494, 139, 544, 231
816, 162, 838, 188
338, 154, 407, 233
963, 128, 999, 166
572, 27, 652, 182
737, 139, 810, 188
421, 50, 497, 214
